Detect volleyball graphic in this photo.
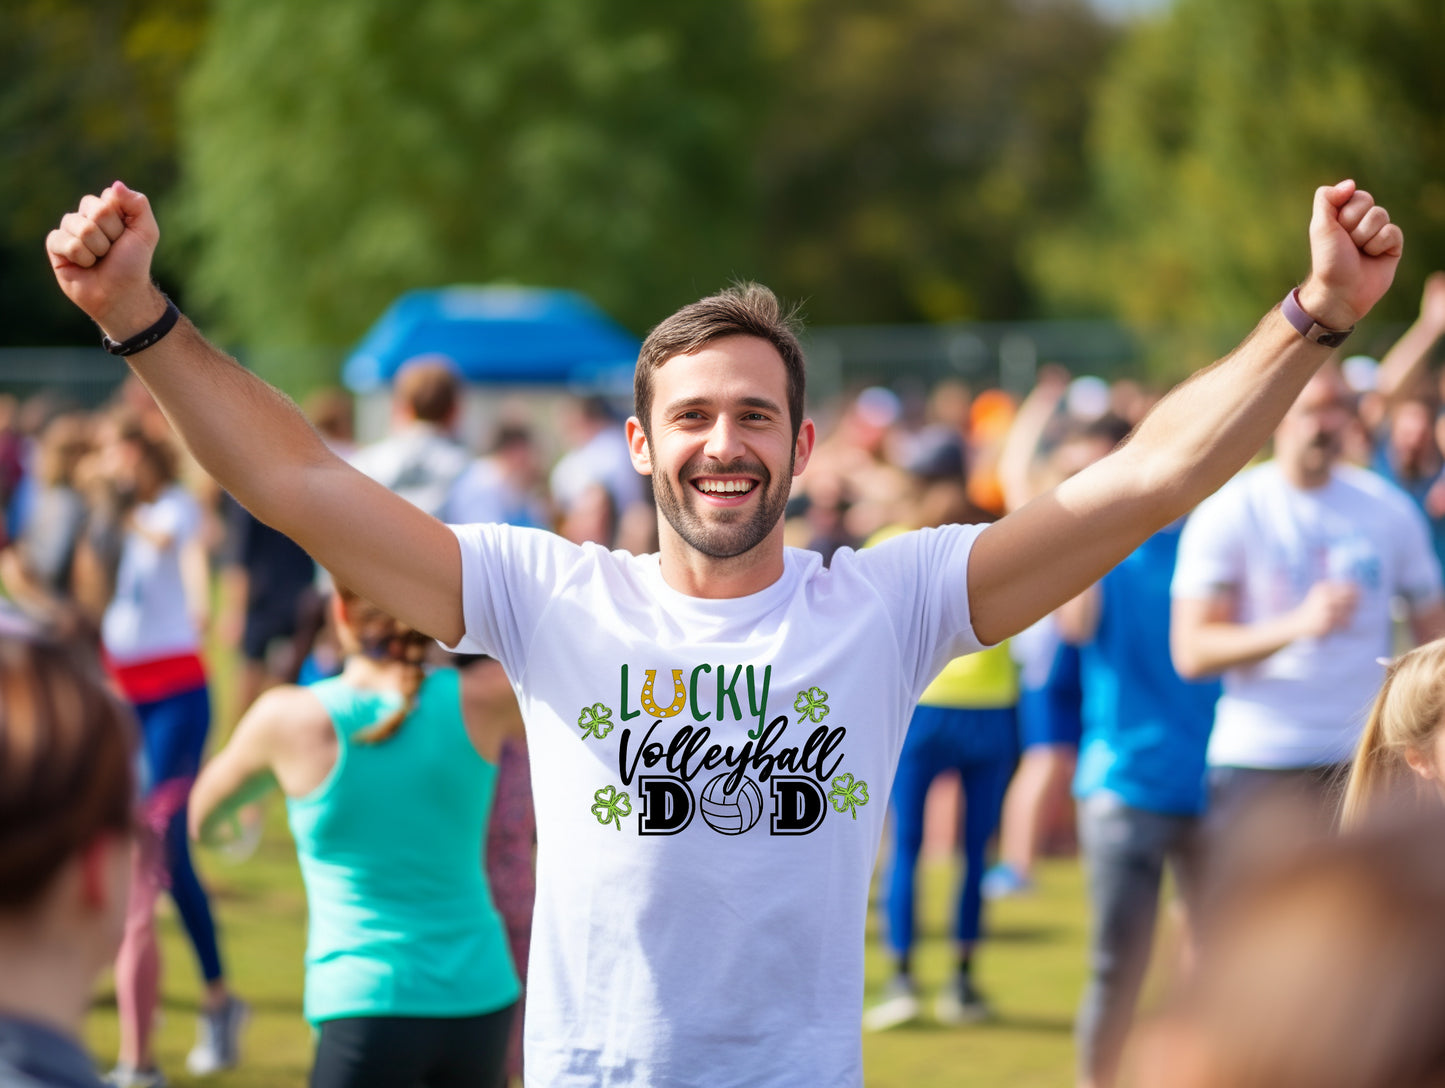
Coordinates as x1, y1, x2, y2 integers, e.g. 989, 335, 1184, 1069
699, 772, 764, 835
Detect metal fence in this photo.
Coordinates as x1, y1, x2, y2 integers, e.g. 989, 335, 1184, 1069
803, 318, 1140, 404
0, 347, 127, 410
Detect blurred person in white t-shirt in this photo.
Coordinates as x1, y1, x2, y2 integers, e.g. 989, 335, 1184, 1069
1172, 365, 1445, 831
351, 356, 470, 519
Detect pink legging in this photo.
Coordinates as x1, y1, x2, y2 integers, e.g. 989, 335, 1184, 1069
115, 777, 190, 1066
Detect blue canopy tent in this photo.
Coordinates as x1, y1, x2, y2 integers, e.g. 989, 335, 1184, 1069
341, 285, 640, 394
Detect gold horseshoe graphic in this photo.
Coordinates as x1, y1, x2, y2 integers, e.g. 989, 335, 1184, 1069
639, 668, 688, 719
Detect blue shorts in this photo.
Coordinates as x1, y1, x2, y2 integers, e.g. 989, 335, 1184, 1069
1017, 640, 1083, 750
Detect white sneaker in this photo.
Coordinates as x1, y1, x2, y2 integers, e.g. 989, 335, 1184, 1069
863, 977, 921, 1031
185, 995, 250, 1075
104, 1065, 166, 1088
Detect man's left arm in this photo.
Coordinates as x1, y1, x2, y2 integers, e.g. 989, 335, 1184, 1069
968, 180, 1403, 645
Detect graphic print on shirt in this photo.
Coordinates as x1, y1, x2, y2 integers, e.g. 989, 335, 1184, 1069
578, 664, 870, 836
590, 784, 631, 829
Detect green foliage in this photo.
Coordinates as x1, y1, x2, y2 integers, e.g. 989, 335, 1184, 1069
0, 0, 205, 346
173, 0, 764, 390
22, 0, 1444, 393
163, 0, 1117, 387
1031, 0, 1445, 371
753, 0, 1117, 325
9, 0, 1116, 378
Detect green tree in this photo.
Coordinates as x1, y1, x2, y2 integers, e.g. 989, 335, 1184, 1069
751, 0, 1116, 325
0, 1, 204, 346
1031, 0, 1445, 367
174, 0, 764, 391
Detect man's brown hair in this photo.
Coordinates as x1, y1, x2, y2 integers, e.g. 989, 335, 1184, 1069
634, 284, 806, 441
395, 356, 460, 424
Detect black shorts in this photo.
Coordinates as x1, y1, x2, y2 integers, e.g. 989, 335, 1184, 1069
310, 1004, 516, 1088
241, 603, 301, 663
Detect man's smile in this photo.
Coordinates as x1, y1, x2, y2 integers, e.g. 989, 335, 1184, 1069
692, 477, 759, 498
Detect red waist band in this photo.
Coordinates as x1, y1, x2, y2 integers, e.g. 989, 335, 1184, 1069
106, 651, 208, 704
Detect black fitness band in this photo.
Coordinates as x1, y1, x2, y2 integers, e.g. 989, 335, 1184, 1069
100, 295, 181, 356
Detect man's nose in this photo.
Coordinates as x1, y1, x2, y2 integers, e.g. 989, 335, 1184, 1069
704, 416, 745, 462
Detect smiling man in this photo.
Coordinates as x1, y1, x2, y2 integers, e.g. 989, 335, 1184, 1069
628, 305, 813, 592
48, 178, 1401, 1087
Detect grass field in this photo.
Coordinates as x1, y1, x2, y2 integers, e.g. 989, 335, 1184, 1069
82, 797, 1094, 1088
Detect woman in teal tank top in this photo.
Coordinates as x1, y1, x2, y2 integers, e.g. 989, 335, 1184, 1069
189, 582, 523, 1088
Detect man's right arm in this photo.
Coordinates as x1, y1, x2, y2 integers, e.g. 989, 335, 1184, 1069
47, 182, 466, 645
966, 180, 1400, 646
1170, 583, 1358, 679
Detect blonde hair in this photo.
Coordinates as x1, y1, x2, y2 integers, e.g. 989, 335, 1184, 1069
333, 584, 432, 745
1339, 638, 1445, 829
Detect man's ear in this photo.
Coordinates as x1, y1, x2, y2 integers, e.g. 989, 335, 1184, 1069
792, 418, 817, 479
626, 417, 653, 476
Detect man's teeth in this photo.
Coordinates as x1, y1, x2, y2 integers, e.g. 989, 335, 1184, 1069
697, 480, 754, 494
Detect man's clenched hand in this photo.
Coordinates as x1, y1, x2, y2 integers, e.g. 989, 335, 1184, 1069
1298, 179, 1404, 331
46, 181, 167, 341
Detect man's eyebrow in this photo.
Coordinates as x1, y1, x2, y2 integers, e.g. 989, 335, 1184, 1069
663, 394, 785, 415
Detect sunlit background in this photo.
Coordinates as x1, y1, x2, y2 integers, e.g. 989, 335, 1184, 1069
5, 0, 1443, 409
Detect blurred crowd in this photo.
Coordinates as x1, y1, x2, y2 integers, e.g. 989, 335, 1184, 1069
0, 359, 1153, 706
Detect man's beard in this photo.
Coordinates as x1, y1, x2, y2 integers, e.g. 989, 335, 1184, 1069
1302, 429, 1342, 471
651, 450, 793, 560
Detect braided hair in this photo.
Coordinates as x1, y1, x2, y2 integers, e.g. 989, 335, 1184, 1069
333, 584, 433, 745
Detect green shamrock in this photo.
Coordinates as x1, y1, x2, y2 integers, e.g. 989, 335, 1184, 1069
577, 702, 615, 741
591, 785, 632, 831
793, 686, 831, 724
829, 773, 869, 820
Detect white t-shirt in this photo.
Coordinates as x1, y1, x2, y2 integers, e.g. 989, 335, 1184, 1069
549, 428, 649, 515
102, 485, 203, 664
443, 458, 549, 529
350, 424, 471, 519
1172, 462, 1442, 768
446, 522, 986, 1087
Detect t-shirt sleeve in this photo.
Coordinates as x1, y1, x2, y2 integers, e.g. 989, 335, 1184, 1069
441, 522, 581, 671
851, 523, 988, 696
1171, 491, 1244, 600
